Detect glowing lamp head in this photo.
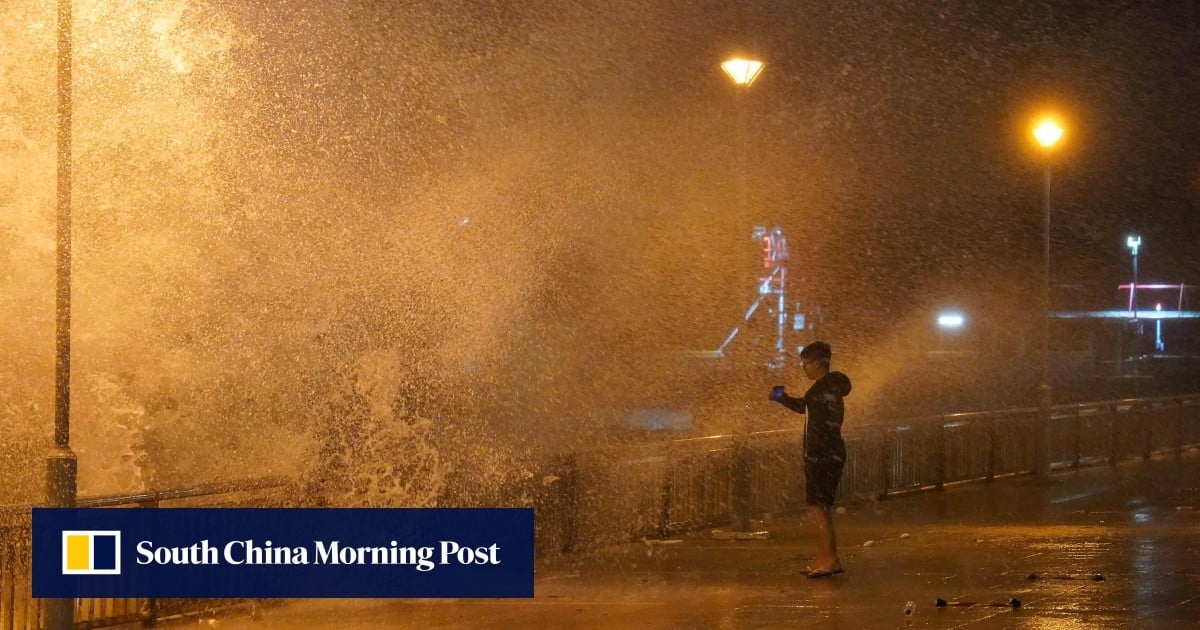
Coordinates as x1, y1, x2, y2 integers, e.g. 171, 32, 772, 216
1032, 120, 1064, 148
936, 313, 966, 329
721, 58, 765, 87
1126, 234, 1141, 255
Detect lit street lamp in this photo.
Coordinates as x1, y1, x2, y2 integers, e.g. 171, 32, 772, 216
936, 312, 966, 330
1032, 117, 1063, 482
722, 56, 763, 533
720, 58, 765, 87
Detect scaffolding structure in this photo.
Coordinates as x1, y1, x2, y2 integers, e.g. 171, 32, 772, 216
700, 226, 792, 368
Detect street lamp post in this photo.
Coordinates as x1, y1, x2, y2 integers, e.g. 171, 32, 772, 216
47, 1, 78, 628
720, 58, 764, 226
935, 311, 966, 411
1031, 119, 1063, 482
1126, 235, 1141, 316
721, 56, 763, 533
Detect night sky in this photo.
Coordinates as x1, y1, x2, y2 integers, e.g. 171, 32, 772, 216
603, 1, 1200, 367
460, 0, 1200, 380
711, 1, 1200, 315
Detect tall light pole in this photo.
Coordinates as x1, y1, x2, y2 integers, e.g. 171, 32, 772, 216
46, 1, 78, 628
1032, 118, 1063, 482
1126, 235, 1141, 316
722, 56, 763, 533
721, 58, 764, 228
935, 311, 966, 411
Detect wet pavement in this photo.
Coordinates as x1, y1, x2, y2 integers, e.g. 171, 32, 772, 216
204, 453, 1200, 629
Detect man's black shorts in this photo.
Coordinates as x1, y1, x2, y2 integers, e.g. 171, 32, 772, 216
804, 457, 845, 506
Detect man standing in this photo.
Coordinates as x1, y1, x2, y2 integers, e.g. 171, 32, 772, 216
770, 341, 851, 578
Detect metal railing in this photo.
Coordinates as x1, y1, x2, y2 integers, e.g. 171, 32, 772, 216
1, 395, 1197, 628
0, 478, 289, 629
532, 394, 1200, 553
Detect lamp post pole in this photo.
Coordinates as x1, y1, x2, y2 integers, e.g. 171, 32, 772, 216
1031, 119, 1063, 482
1036, 161, 1052, 480
721, 57, 763, 532
738, 86, 748, 227
1127, 235, 1141, 316
47, 2, 78, 628
1125, 235, 1142, 373
1132, 249, 1138, 316
936, 312, 966, 411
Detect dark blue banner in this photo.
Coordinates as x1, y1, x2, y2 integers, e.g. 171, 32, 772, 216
33, 508, 534, 598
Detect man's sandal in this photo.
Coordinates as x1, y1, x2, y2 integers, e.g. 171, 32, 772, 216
806, 567, 844, 578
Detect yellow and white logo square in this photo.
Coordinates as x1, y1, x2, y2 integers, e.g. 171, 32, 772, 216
62, 530, 121, 575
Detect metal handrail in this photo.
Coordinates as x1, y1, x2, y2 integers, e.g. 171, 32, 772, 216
75, 476, 292, 508
0, 476, 292, 630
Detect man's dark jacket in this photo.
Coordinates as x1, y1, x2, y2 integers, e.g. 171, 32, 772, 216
776, 371, 852, 463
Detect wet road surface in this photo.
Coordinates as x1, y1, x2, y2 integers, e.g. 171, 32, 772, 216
199, 452, 1200, 629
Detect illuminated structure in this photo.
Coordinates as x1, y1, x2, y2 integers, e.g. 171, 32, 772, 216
700, 226, 793, 368
1054, 283, 1198, 357
1126, 235, 1141, 315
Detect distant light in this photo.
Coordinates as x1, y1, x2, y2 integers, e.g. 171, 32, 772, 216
1156, 303, 1162, 311
1032, 120, 1064, 148
1126, 234, 1141, 255
721, 58, 765, 87
937, 313, 965, 329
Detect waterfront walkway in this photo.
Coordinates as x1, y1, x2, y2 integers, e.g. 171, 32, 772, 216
208, 453, 1200, 629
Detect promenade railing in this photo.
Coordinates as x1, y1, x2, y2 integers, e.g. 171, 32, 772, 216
533, 395, 1200, 552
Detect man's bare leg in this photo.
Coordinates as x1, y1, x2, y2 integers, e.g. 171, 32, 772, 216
808, 504, 842, 572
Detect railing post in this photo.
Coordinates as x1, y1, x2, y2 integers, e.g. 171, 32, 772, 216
139, 594, 160, 625
730, 436, 753, 531
1186, 399, 1198, 449
1034, 383, 1053, 480
1175, 400, 1185, 458
139, 497, 161, 627
1072, 406, 1082, 470
44, 449, 77, 630
1142, 404, 1153, 461
560, 454, 579, 554
658, 458, 673, 538
702, 454, 716, 524
1108, 404, 1119, 467
935, 420, 946, 491
878, 427, 891, 500
986, 414, 997, 482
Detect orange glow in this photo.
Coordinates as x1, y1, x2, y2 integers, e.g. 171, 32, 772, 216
721, 58, 764, 87
1032, 119, 1064, 148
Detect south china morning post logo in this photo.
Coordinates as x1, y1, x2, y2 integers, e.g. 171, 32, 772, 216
61, 530, 121, 575
34, 507, 534, 598
132, 537, 500, 571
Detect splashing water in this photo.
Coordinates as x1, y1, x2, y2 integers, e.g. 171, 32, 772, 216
7, 0, 1191, 511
